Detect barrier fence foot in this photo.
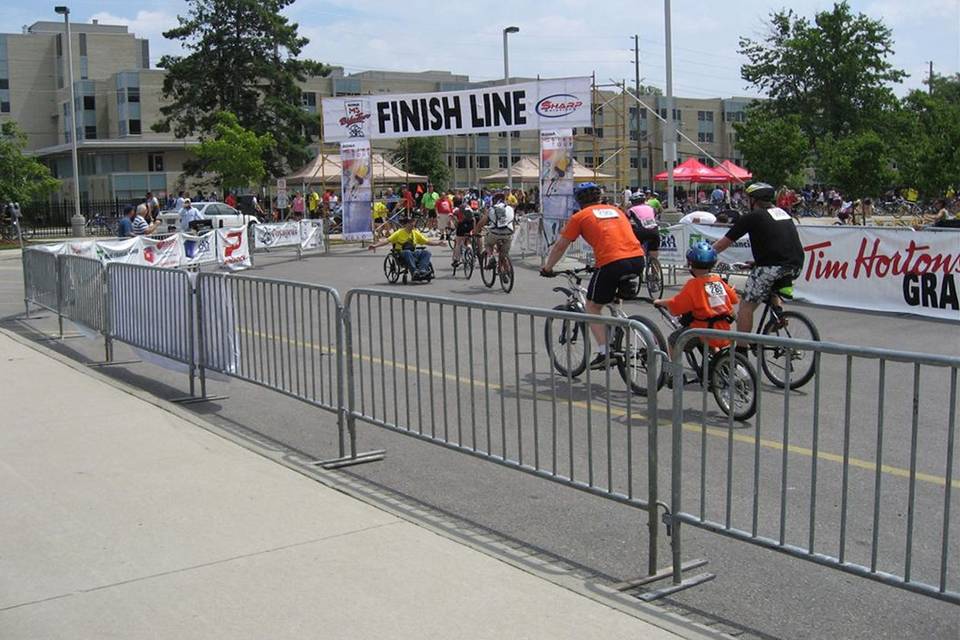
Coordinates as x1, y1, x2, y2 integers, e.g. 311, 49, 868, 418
36, 333, 85, 342
171, 394, 229, 405
312, 449, 386, 469
86, 359, 141, 368
612, 559, 714, 601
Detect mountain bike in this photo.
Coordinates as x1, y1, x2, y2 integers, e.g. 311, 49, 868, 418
451, 234, 478, 279
542, 267, 666, 396
714, 263, 819, 389
479, 235, 515, 293
643, 252, 663, 298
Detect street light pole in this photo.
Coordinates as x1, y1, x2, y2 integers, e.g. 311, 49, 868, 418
503, 26, 519, 191
664, 0, 676, 212
55, 5, 84, 236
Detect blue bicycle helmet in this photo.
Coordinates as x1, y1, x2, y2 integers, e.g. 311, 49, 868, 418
573, 181, 602, 207
686, 240, 717, 269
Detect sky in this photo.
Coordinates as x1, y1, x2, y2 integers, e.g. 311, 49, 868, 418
3, 0, 958, 98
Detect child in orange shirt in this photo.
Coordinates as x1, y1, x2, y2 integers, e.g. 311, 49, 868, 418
654, 241, 739, 352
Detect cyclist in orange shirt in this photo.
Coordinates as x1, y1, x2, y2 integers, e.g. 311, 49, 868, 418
541, 182, 645, 368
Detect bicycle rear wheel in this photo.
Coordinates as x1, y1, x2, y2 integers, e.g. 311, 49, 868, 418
615, 314, 667, 396
462, 246, 475, 279
499, 256, 514, 293
544, 304, 588, 378
645, 256, 664, 298
759, 309, 819, 389
710, 350, 758, 420
479, 251, 497, 288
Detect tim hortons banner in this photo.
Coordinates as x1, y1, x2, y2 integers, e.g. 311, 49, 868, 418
322, 77, 592, 142
216, 227, 252, 271
340, 140, 373, 241
795, 226, 959, 321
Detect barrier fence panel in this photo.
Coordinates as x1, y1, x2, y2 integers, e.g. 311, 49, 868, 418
58, 255, 107, 335
342, 288, 665, 576
106, 263, 197, 394
668, 328, 959, 604
195, 273, 346, 451
22, 248, 60, 316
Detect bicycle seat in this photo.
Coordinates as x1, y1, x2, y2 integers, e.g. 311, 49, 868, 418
771, 276, 795, 300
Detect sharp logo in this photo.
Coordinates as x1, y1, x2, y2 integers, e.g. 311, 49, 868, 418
535, 94, 584, 118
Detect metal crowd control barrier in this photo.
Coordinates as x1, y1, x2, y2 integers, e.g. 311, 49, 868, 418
105, 263, 198, 396
341, 287, 687, 586
668, 328, 959, 604
58, 254, 110, 360
194, 273, 382, 467
22, 248, 60, 319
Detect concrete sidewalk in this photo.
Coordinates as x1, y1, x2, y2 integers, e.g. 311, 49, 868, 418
0, 330, 716, 640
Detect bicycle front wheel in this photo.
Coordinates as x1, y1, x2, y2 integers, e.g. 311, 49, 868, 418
711, 350, 758, 421
645, 256, 664, 298
615, 314, 667, 396
499, 256, 514, 293
480, 252, 497, 288
544, 304, 588, 378
760, 310, 819, 389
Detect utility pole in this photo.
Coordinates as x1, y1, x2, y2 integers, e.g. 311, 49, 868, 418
633, 34, 642, 189
928, 61, 934, 94
664, 0, 676, 211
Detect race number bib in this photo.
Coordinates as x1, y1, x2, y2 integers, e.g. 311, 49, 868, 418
767, 207, 791, 221
704, 281, 728, 309
641, 217, 658, 229
592, 208, 620, 220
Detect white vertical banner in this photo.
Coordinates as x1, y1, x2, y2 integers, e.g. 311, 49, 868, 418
139, 236, 183, 269
539, 129, 576, 256
340, 139, 373, 241
216, 227, 252, 271
300, 219, 325, 252
179, 231, 217, 267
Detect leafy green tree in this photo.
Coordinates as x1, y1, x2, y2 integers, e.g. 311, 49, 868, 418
0, 122, 60, 204
895, 74, 960, 197
193, 112, 274, 192
154, 0, 329, 176
739, 1, 905, 145
816, 131, 894, 198
391, 138, 450, 189
734, 113, 809, 188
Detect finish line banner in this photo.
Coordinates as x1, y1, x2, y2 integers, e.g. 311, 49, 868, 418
322, 77, 592, 142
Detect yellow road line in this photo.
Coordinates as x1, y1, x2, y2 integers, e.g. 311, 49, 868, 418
236, 326, 959, 489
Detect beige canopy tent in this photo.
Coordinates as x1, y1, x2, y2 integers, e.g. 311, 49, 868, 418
480, 156, 613, 183
286, 153, 429, 185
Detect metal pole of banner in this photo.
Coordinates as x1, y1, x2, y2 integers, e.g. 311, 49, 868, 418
503, 26, 519, 191
55, 6, 84, 236
664, 0, 676, 211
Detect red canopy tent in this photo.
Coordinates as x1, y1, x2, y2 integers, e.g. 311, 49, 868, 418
654, 157, 727, 183
714, 159, 752, 182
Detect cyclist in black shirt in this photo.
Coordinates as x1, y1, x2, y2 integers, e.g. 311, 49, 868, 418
712, 182, 804, 333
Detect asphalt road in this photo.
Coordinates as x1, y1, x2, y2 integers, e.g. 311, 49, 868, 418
2, 243, 957, 640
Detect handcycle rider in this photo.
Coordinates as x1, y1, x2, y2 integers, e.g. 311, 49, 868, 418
711, 181, 805, 337
540, 182, 646, 369
367, 215, 443, 281
475, 192, 515, 271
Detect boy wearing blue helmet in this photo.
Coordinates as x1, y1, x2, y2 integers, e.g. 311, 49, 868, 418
654, 240, 739, 351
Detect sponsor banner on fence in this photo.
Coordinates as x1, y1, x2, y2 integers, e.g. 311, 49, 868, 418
322, 77, 592, 142
340, 139, 373, 241
179, 231, 217, 267
140, 236, 183, 269
795, 226, 959, 320
216, 228, 252, 271
253, 221, 302, 249
94, 237, 143, 264
300, 219, 324, 251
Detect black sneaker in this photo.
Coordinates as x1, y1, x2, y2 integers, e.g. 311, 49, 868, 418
588, 352, 614, 369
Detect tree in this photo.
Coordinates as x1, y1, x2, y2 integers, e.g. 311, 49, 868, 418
816, 131, 894, 197
391, 138, 450, 189
895, 74, 960, 197
739, 2, 905, 146
193, 112, 274, 192
0, 122, 60, 204
154, 0, 329, 176
734, 113, 809, 188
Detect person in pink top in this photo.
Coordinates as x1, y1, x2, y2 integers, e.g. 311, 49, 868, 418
626, 193, 661, 260
291, 191, 305, 219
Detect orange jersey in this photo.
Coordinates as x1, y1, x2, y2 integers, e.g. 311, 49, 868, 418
560, 204, 643, 267
665, 274, 739, 348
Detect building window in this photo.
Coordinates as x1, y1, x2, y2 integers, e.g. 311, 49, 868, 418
456, 156, 467, 169
497, 132, 506, 138
697, 132, 714, 143
148, 153, 164, 172
83, 95, 95, 110
511, 155, 519, 164
128, 87, 140, 103
79, 33, 87, 56
84, 125, 97, 139
498, 156, 508, 168
642, 156, 648, 168
510, 131, 520, 139
595, 128, 604, 138
630, 157, 638, 169
477, 156, 490, 169
0, 102, 9, 113
697, 110, 714, 122
128, 119, 142, 135
583, 156, 594, 168
478, 132, 488, 137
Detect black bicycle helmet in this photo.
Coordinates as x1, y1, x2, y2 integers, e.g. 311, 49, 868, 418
574, 182, 602, 207
745, 182, 775, 202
